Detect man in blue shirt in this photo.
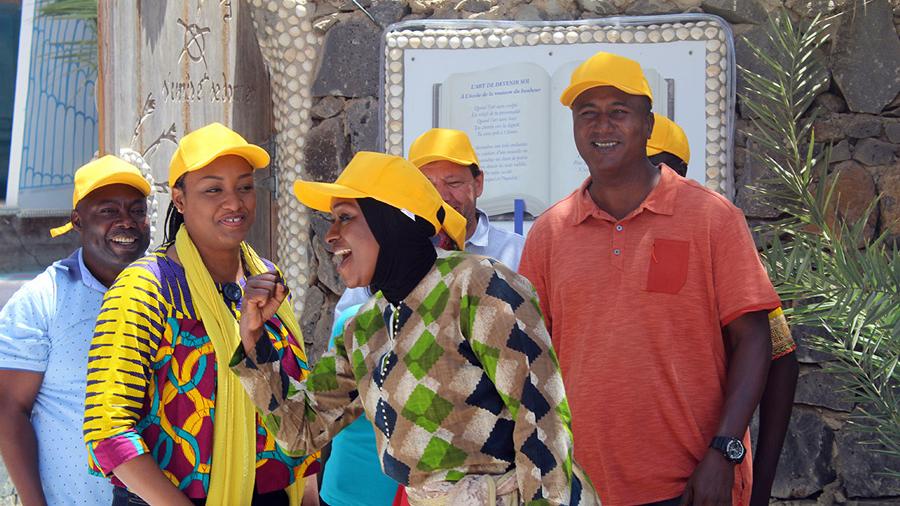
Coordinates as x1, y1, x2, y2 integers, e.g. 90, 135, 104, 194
0, 156, 151, 506
321, 129, 525, 506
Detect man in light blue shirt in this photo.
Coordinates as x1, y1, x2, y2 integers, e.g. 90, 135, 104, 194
0, 156, 151, 506
321, 129, 524, 506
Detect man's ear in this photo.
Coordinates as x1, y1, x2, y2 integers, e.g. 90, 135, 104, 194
473, 171, 485, 199
70, 209, 82, 232
646, 111, 655, 141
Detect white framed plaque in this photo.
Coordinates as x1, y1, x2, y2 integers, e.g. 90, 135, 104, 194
381, 15, 736, 217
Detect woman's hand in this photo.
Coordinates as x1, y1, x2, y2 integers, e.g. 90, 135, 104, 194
239, 272, 287, 354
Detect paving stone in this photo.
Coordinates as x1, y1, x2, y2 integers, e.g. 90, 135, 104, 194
814, 92, 848, 114
771, 408, 837, 498
367, 0, 408, 26
311, 96, 345, 119
794, 369, 855, 412
853, 138, 897, 166
345, 97, 380, 155
845, 115, 883, 139
303, 117, 349, 183
792, 325, 836, 364
829, 139, 852, 163
884, 122, 900, 143
836, 420, 900, 497
825, 160, 879, 241
702, 0, 768, 24
311, 16, 381, 98
877, 168, 900, 241
831, 0, 900, 113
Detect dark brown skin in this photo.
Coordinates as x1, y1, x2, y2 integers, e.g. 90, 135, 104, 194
681, 310, 771, 505
168, 155, 256, 284
751, 353, 798, 506
0, 183, 150, 506
572, 85, 773, 504
0, 370, 45, 505
571, 86, 658, 219
72, 184, 151, 287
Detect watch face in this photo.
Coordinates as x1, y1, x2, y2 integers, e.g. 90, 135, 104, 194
726, 439, 745, 460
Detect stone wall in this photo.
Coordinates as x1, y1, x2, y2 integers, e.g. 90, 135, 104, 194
302, 0, 900, 503
0, 214, 79, 275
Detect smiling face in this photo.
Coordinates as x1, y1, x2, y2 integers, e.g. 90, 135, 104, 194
572, 85, 654, 179
172, 155, 256, 252
325, 198, 379, 288
419, 160, 483, 241
73, 183, 151, 286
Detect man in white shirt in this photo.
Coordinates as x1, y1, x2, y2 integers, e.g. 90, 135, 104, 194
0, 156, 151, 506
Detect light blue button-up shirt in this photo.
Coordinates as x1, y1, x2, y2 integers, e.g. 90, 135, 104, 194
334, 209, 525, 317
0, 249, 114, 505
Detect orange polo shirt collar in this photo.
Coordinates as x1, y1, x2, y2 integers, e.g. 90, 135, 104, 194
572, 164, 679, 226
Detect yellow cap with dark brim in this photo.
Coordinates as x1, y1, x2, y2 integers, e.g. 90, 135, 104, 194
168, 122, 270, 187
559, 51, 653, 107
646, 113, 691, 164
293, 151, 468, 250
50, 155, 152, 237
408, 128, 480, 170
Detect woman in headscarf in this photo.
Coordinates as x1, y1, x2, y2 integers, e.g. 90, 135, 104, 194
82, 123, 316, 506
233, 152, 600, 505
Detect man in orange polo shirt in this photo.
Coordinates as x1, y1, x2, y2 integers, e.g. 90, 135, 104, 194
519, 52, 781, 505
647, 114, 799, 506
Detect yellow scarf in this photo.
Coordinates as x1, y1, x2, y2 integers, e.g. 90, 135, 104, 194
176, 226, 308, 505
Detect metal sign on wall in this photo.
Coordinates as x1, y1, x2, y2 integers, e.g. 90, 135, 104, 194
381, 15, 736, 217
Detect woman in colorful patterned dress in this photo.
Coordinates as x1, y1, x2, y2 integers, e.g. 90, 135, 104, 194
233, 151, 600, 506
82, 123, 316, 506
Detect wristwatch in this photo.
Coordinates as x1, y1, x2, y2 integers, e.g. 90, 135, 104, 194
709, 436, 746, 464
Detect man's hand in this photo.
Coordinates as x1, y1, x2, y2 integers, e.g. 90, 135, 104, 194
680, 449, 734, 506
239, 272, 287, 353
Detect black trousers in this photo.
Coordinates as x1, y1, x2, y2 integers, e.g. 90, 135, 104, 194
111, 486, 290, 506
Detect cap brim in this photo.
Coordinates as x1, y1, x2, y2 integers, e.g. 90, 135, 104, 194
646, 146, 664, 157
560, 81, 652, 107
411, 154, 477, 169
292, 180, 369, 212
187, 144, 271, 176
85, 171, 152, 199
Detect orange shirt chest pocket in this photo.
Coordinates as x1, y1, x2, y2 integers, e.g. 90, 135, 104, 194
646, 238, 691, 294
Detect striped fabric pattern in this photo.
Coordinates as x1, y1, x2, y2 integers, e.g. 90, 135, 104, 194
83, 247, 315, 498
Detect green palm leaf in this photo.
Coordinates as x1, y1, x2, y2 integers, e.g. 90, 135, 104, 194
743, 10, 900, 475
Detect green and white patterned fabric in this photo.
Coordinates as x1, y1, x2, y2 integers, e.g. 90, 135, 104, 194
232, 251, 597, 505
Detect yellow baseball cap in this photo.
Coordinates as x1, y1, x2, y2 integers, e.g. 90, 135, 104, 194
559, 51, 653, 107
292, 151, 468, 250
408, 128, 480, 170
168, 122, 270, 187
50, 155, 152, 238
646, 114, 691, 164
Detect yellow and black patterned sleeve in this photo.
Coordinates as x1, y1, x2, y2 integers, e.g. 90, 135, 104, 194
83, 263, 166, 476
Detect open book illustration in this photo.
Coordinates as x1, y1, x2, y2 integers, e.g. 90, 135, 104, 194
433, 61, 673, 216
